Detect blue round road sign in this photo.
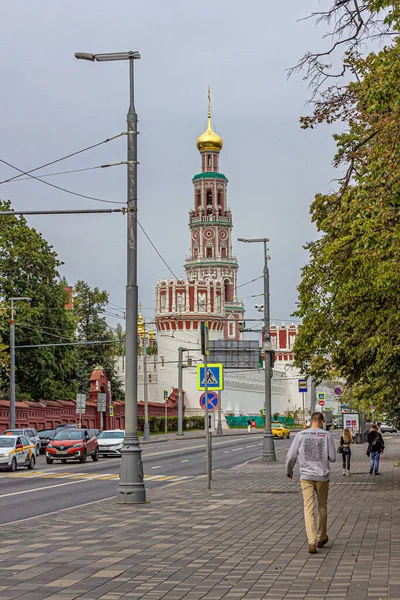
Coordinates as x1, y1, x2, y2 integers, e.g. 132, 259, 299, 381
200, 392, 219, 412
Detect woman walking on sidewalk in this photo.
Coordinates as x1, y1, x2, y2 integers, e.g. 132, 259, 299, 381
340, 427, 353, 476
367, 424, 385, 475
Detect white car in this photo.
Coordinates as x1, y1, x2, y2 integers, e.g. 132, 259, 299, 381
0, 434, 36, 471
98, 430, 125, 457
2, 428, 41, 456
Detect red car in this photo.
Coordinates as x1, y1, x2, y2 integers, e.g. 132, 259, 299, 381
46, 428, 99, 464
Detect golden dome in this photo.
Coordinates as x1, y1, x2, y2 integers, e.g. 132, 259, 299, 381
138, 303, 145, 338
149, 326, 156, 342
196, 87, 223, 153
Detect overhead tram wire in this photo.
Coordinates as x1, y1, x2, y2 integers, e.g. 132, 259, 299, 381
7, 162, 127, 182
0, 157, 124, 205
0, 132, 127, 185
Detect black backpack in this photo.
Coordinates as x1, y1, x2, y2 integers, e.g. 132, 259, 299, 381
371, 435, 383, 452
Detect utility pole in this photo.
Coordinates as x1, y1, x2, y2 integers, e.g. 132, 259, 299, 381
238, 238, 276, 462
177, 347, 186, 436
75, 50, 146, 504
216, 389, 223, 435
9, 297, 31, 428
143, 321, 150, 441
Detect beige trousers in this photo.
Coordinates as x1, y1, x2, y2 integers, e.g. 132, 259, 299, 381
300, 480, 329, 545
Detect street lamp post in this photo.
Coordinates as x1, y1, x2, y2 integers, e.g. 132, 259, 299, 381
75, 51, 146, 503
9, 297, 31, 428
238, 238, 276, 462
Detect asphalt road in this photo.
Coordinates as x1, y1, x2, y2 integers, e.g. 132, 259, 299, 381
0, 433, 293, 526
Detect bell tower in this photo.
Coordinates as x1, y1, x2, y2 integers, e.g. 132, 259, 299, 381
185, 87, 244, 339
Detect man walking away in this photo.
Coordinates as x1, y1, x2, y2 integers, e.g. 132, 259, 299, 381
286, 412, 336, 554
367, 424, 385, 475
247, 418, 251, 433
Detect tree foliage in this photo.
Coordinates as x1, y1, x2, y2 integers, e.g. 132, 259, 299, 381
293, 2, 400, 424
73, 280, 124, 399
0, 201, 78, 400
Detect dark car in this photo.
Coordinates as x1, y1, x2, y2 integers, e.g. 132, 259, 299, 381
46, 428, 99, 464
37, 429, 56, 454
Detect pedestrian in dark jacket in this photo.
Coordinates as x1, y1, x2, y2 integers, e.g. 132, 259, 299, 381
367, 424, 385, 475
340, 427, 353, 477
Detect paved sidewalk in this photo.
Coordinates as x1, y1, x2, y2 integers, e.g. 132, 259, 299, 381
1, 434, 399, 600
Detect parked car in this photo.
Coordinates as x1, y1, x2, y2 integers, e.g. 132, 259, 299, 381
54, 423, 77, 435
380, 422, 398, 433
46, 428, 99, 464
37, 429, 56, 454
0, 434, 36, 471
98, 430, 125, 457
271, 422, 290, 439
2, 428, 40, 456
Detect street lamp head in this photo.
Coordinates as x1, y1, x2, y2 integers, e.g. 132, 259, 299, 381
237, 237, 269, 244
75, 52, 96, 61
75, 51, 141, 62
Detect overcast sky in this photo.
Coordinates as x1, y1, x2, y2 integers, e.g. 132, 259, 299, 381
0, 1, 338, 333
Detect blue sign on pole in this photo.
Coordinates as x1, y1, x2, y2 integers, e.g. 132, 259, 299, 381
298, 379, 308, 393
196, 364, 224, 391
199, 392, 220, 412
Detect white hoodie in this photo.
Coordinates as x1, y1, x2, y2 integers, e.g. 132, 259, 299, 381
286, 428, 336, 481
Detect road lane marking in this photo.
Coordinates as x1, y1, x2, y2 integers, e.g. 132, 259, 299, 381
152, 465, 162, 469
231, 447, 243, 452
223, 451, 229, 453
181, 460, 189, 463
245, 445, 256, 448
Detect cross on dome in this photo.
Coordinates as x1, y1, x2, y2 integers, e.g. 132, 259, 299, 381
196, 87, 223, 153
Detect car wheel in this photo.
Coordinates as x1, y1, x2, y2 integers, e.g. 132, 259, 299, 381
61, 459, 67, 463
79, 449, 87, 464
91, 447, 99, 462
8, 457, 17, 472
27, 455, 35, 470
287, 432, 290, 439
46, 456, 54, 464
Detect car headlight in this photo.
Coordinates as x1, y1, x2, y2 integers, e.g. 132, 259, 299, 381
47, 443, 53, 448
0, 453, 10, 458
72, 443, 83, 448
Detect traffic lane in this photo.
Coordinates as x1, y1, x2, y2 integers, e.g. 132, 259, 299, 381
31, 434, 267, 473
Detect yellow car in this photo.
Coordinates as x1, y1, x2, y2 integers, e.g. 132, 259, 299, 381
271, 422, 290, 439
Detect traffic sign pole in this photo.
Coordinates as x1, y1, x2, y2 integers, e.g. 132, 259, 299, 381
302, 392, 305, 425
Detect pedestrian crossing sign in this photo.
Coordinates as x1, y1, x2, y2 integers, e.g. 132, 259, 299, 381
196, 364, 224, 391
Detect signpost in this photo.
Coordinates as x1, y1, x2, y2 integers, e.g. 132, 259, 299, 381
200, 392, 220, 412
201, 322, 212, 490
334, 387, 342, 396
163, 390, 169, 435
97, 392, 106, 431
75, 393, 86, 428
298, 379, 308, 424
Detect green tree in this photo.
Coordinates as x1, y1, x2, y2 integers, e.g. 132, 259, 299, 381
0, 201, 78, 400
73, 281, 124, 399
293, 2, 400, 424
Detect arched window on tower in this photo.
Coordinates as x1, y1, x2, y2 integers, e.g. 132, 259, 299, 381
207, 155, 211, 166
221, 246, 227, 258
206, 246, 213, 258
207, 191, 212, 206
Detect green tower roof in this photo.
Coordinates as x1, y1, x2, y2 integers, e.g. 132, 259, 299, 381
192, 172, 227, 181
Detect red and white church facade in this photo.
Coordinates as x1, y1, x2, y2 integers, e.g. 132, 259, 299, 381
155, 94, 245, 416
